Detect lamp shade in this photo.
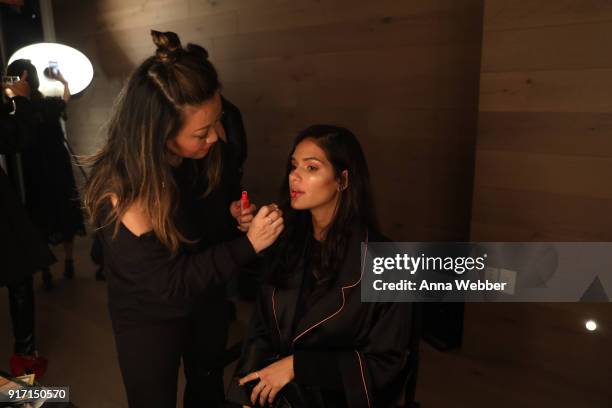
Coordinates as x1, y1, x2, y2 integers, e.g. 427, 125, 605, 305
8, 42, 94, 96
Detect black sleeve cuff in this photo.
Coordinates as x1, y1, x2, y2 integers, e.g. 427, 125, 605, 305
294, 350, 344, 391
228, 234, 257, 266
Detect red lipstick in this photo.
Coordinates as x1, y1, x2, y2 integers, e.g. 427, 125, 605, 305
241, 191, 250, 210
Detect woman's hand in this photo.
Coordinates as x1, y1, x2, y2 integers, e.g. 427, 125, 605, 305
4, 71, 30, 99
246, 204, 283, 254
230, 200, 258, 232
239, 355, 295, 407
47, 69, 67, 84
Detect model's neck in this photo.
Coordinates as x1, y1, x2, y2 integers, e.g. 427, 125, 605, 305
311, 206, 335, 241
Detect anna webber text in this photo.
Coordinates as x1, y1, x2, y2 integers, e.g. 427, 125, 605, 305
372, 279, 508, 292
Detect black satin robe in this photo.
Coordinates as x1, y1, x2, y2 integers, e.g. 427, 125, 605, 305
234, 228, 413, 408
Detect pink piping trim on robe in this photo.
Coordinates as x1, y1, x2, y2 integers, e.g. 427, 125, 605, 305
270, 234, 371, 405
355, 350, 372, 408
289, 235, 368, 344
272, 287, 282, 340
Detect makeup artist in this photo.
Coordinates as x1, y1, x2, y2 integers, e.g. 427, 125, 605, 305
83, 30, 283, 408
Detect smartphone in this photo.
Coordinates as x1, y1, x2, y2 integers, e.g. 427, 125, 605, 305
49, 61, 59, 76
2, 76, 21, 86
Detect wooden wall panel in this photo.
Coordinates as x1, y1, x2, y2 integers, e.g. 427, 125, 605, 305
473, 1, 612, 242
482, 21, 612, 72
480, 69, 612, 112
474, 151, 612, 200
470, 2, 612, 406
53, 0, 484, 241
417, 301, 612, 406
478, 112, 612, 157
473, 188, 612, 240
483, 0, 612, 30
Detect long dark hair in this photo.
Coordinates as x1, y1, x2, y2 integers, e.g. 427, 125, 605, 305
83, 30, 222, 253
6, 59, 42, 100
273, 125, 378, 287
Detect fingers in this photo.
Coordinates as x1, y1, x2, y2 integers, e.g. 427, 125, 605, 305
21, 70, 28, 80
249, 387, 259, 406
232, 200, 260, 233
237, 210, 256, 233
247, 203, 284, 253
271, 216, 284, 231
241, 203, 257, 215
250, 380, 265, 406
256, 205, 271, 219
239, 214, 254, 224
259, 383, 272, 407
268, 387, 281, 405
239, 372, 258, 385
267, 210, 280, 223
262, 205, 282, 224
238, 215, 254, 233
256, 203, 280, 218
235, 200, 257, 215
270, 211, 284, 237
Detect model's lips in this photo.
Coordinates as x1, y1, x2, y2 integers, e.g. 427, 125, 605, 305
290, 189, 304, 199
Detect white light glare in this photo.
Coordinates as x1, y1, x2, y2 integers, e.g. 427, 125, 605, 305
585, 320, 597, 332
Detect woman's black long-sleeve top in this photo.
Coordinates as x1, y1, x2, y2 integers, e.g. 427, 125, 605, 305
101, 167, 250, 332
101, 219, 256, 333
234, 227, 413, 408
101, 108, 253, 333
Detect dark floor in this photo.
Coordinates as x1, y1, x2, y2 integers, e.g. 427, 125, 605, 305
1, 236, 611, 407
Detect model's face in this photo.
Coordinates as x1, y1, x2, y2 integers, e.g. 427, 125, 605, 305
166, 92, 225, 160
289, 138, 342, 213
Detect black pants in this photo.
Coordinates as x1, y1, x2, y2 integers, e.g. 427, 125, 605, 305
114, 296, 229, 408
7, 275, 36, 355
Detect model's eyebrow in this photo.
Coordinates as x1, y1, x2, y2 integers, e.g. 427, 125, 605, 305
291, 156, 324, 163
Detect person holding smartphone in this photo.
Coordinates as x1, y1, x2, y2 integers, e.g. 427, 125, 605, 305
7, 59, 86, 289
1, 68, 55, 378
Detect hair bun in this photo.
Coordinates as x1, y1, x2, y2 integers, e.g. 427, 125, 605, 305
151, 30, 183, 63
186, 43, 209, 60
